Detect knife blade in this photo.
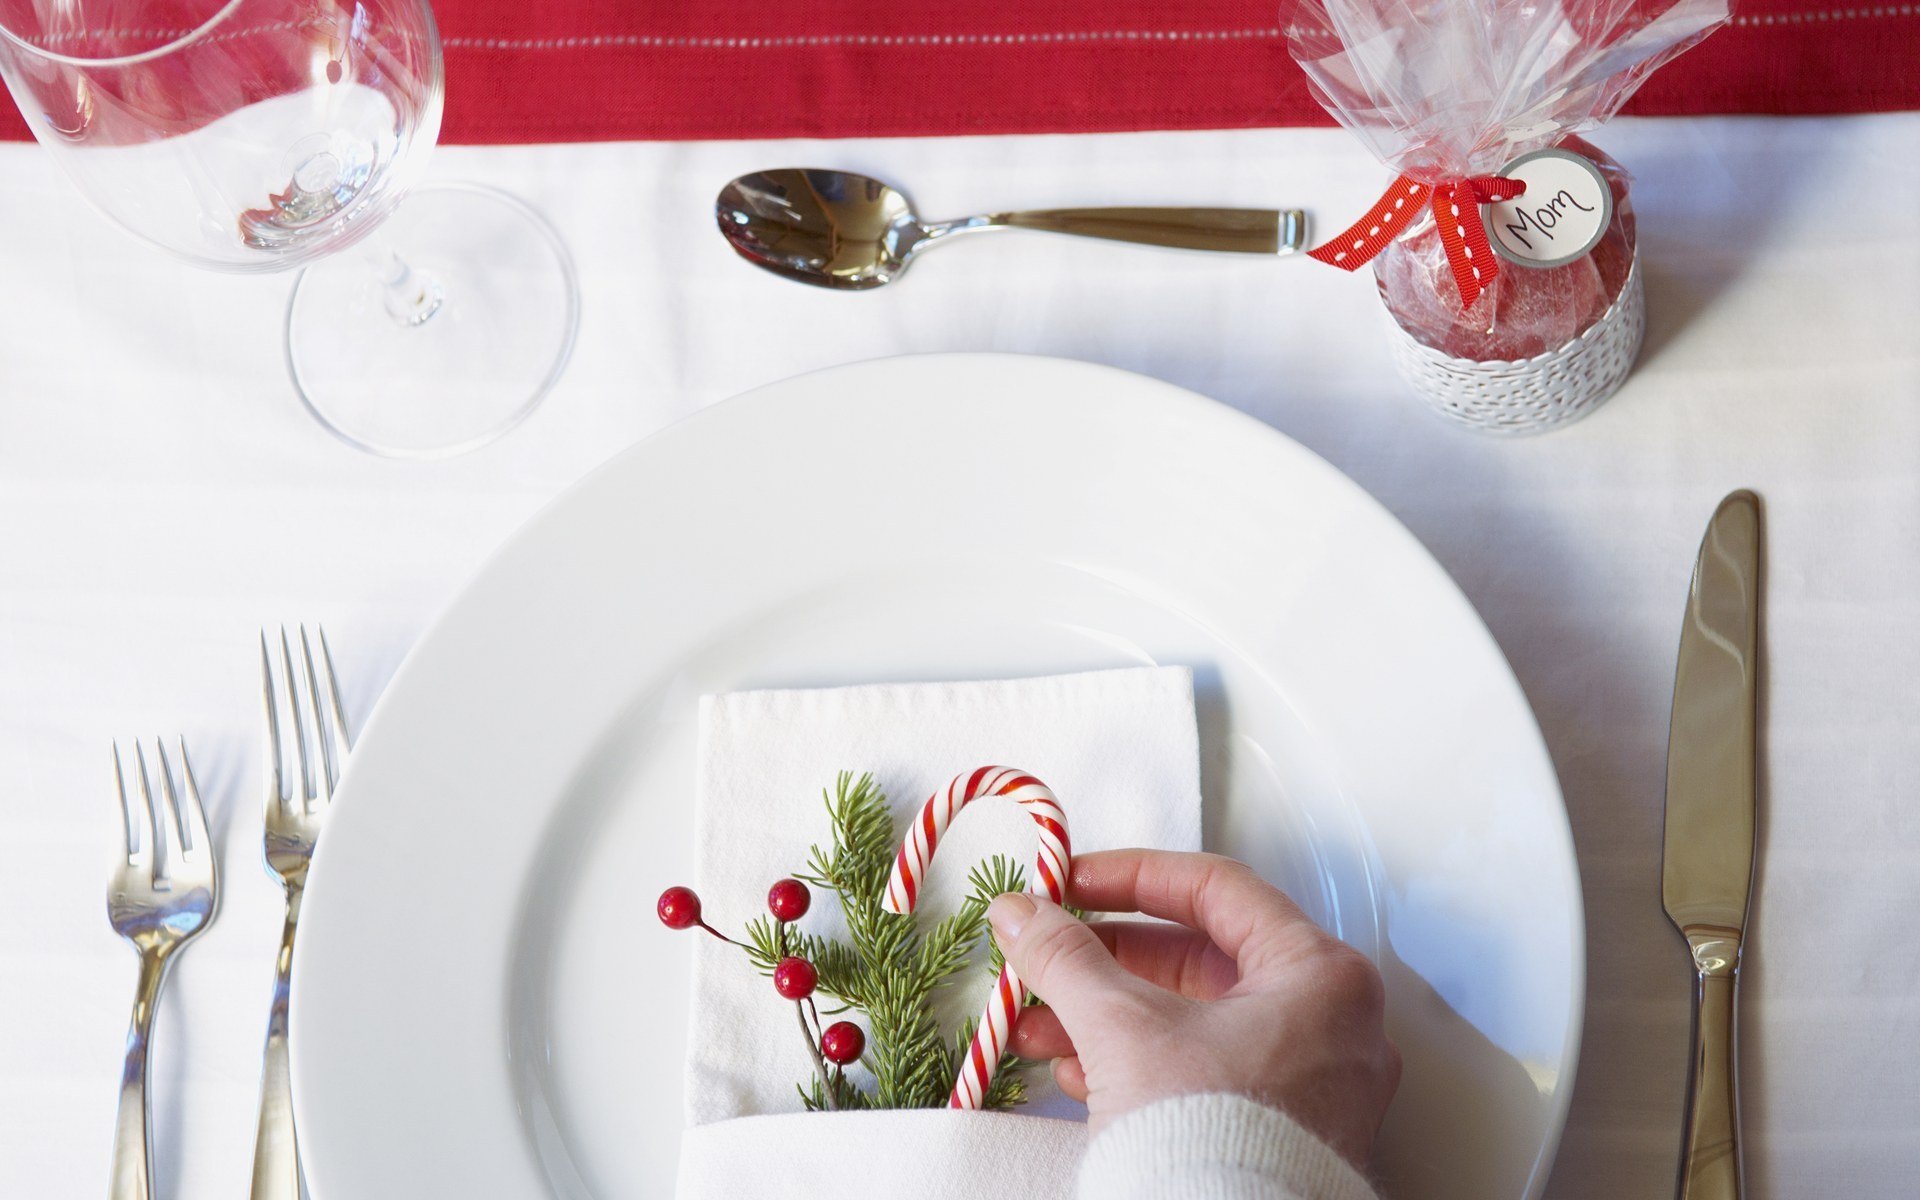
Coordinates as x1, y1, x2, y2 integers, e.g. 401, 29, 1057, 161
1661, 489, 1761, 1200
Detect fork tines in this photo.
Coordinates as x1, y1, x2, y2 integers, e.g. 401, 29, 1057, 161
260, 625, 351, 815
112, 737, 214, 890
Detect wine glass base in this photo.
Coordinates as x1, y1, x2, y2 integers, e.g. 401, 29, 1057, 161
285, 183, 579, 459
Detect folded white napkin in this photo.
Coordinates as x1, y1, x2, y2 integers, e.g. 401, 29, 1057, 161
679, 667, 1203, 1199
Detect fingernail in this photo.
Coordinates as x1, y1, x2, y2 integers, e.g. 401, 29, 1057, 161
987, 892, 1037, 940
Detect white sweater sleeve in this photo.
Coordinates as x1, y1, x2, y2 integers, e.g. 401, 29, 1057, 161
1074, 1093, 1383, 1200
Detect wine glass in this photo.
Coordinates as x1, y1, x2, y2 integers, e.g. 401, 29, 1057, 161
0, 0, 578, 458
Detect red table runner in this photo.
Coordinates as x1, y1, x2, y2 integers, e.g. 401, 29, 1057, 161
4, 0, 1916, 143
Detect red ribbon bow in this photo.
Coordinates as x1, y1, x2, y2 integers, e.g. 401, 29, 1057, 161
1309, 174, 1527, 308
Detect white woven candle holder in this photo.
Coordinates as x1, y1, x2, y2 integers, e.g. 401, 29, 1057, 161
1384, 259, 1645, 436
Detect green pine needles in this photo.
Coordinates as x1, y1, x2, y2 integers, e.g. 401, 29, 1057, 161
739, 771, 1037, 1112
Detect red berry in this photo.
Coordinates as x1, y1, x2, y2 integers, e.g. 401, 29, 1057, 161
767, 878, 811, 922
657, 886, 702, 930
820, 1021, 865, 1065
773, 956, 817, 999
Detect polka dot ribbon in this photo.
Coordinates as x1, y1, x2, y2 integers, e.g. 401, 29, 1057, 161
1308, 173, 1527, 307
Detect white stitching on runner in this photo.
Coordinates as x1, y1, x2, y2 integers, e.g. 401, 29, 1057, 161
26, 18, 318, 49
20, 25, 1296, 49
22, 8, 1919, 53
437, 7, 1920, 46
441, 28, 1292, 50
1732, 4, 1918, 24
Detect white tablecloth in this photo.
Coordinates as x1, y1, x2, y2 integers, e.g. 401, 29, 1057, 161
1, 114, 1915, 1199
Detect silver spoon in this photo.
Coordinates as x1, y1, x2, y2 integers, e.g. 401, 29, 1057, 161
715, 168, 1308, 290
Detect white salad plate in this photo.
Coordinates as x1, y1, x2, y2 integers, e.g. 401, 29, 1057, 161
293, 353, 1582, 1200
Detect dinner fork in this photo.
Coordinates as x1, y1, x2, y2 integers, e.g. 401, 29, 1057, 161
108, 739, 218, 1200
252, 626, 351, 1200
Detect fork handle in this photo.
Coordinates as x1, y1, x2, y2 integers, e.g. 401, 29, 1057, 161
109, 952, 167, 1200
250, 890, 303, 1200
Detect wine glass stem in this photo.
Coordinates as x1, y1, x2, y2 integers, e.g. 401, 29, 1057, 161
363, 244, 444, 327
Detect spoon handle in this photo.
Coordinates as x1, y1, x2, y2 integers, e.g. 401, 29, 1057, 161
985, 207, 1306, 254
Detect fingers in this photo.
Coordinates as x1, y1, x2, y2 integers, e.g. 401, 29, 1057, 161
1052, 1054, 1088, 1102
1013, 922, 1238, 1063
1013, 920, 1243, 1018
1092, 921, 1240, 1000
1067, 850, 1327, 978
987, 893, 1145, 1028
1011, 1005, 1075, 1061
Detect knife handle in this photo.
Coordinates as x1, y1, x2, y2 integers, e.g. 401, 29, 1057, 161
1678, 931, 1743, 1200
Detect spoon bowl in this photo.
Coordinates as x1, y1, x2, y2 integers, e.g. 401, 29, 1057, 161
717, 169, 922, 289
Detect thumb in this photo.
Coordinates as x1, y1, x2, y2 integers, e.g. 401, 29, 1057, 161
988, 893, 1140, 1027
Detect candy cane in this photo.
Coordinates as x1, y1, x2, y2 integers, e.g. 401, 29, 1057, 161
881, 766, 1071, 1109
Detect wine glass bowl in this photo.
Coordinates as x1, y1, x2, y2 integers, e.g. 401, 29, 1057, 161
0, 0, 578, 459
0, 0, 441, 271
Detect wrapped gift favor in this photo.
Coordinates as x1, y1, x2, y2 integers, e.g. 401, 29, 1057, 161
1291, 0, 1733, 433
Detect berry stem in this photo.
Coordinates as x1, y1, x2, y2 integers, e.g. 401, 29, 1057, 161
696, 921, 742, 947
794, 999, 838, 1111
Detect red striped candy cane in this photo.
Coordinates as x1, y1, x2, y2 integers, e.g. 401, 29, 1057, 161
881, 766, 1071, 1109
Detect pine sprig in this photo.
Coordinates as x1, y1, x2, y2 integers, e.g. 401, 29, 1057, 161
799, 1069, 872, 1113
741, 916, 863, 1000
752, 773, 1042, 1111
969, 856, 1026, 976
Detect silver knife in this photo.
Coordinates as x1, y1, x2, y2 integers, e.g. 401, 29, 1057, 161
1661, 489, 1762, 1200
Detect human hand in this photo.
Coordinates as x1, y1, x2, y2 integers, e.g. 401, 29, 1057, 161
988, 849, 1400, 1167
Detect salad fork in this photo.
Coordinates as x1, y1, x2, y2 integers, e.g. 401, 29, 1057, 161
251, 626, 351, 1200
108, 739, 218, 1200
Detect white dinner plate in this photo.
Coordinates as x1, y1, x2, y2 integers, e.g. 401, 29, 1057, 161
293, 353, 1582, 1200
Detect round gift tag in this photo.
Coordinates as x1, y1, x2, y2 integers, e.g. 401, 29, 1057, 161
1481, 148, 1613, 269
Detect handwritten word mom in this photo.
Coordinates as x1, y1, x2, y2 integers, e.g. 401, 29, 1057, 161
1501, 189, 1597, 250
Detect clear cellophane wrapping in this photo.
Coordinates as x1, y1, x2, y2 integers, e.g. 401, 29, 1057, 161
1290, 0, 1731, 360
